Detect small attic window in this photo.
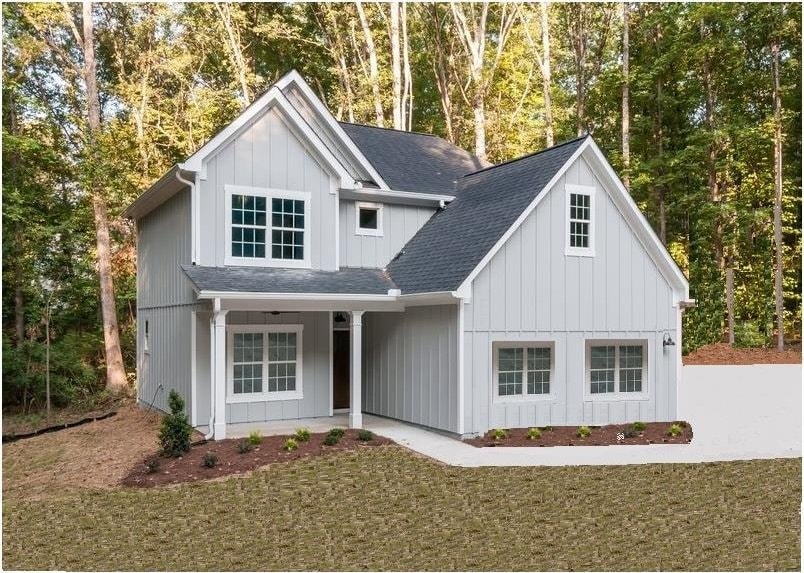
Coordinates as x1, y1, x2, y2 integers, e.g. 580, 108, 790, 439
565, 184, 595, 257
355, 202, 383, 237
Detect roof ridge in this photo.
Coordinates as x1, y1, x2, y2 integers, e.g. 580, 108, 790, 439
338, 121, 437, 138
463, 135, 589, 179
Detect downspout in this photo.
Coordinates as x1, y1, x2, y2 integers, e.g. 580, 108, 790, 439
175, 168, 198, 264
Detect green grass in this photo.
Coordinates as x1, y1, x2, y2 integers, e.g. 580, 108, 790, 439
3, 448, 800, 571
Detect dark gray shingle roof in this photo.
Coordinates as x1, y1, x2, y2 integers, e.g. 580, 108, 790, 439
386, 136, 588, 294
339, 122, 489, 195
182, 265, 396, 295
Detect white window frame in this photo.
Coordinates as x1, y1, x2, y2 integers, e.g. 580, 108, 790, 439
355, 201, 384, 237
584, 339, 649, 402
224, 184, 311, 268
565, 183, 596, 257
227, 324, 304, 403
492, 341, 555, 403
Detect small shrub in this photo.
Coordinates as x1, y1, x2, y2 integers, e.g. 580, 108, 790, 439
283, 437, 298, 451
491, 428, 508, 440
667, 423, 683, 437
527, 427, 542, 440
674, 420, 689, 428
158, 390, 192, 457
294, 427, 311, 442
734, 320, 767, 348
632, 421, 647, 432
248, 431, 262, 445
357, 429, 374, 441
323, 433, 340, 446
576, 425, 592, 438
201, 452, 218, 468
623, 427, 638, 439
541, 426, 554, 432
145, 458, 160, 474
328, 427, 345, 439
237, 440, 254, 454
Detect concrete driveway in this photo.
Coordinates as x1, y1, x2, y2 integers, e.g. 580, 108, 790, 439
370, 364, 802, 466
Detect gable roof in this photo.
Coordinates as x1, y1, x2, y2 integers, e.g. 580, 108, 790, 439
387, 136, 589, 295
339, 122, 489, 195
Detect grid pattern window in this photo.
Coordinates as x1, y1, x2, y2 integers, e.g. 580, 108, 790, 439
232, 333, 263, 395
590, 345, 615, 394
267, 332, 297, 393
619, 345, 644, 392
231, 195, 267, 258
569, 192, 591, 248
497, 345, 553, 399
588, 342, 647, 396
271, 198, 305, 260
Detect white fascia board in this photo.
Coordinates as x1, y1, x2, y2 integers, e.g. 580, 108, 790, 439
455, 138, 591, 294
276, 70, 390, 190
181, 86, 356, 190
339, 187, 455, 207
397, 291, 463, 305
196, 290, 398, 302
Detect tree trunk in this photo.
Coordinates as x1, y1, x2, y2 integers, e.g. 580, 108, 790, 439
701, 20, 723, 271
15, 283, 24, 346
355, 1, 385, 127
540, 0, 553, 147
390, 1, 402, 129
726, 266, 735, 345
215, 2, 251, 106
429, 4, 454, 142
772, 38, 785, 350
83, 0, 128, 391
621, 2, 630, 190
401, 2, 413, 130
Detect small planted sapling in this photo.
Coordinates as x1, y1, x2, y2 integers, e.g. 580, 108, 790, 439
576, 425, 592, 439
357, 429, 374, 442
323, 433, 339, 446
328, 427, 345, 439
237, 440, 254, 454
283, 437, 298, 451
527, 427, 542, 440
632, 421, 647, 432
294, 427, 311, 442
158, 390, 192, 457
202, 452, 218, 468
491, 428, 508, 440
248, 431, 262, 446
667, 423, 683, 437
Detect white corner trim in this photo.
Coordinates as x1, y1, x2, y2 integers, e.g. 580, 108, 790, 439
275, 70, 390, 190
564, 183, 596, 258
457, 301, 465, 435
190, 309, 197, 427
355, 201, 384, 236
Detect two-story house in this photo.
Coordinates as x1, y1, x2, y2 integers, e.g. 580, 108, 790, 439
125, 70, 691, 440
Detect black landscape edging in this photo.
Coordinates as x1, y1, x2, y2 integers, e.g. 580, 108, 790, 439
2, 410, 118, 443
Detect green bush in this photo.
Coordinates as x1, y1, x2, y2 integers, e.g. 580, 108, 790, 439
158, 390, 192, 457
667, 423, 683, 437
623, 427, 638, 439
248, 431, 262, 445
527, 427, 542, 440
632, 421, 647, 432
201, 452, 218, 468
294, 427, 311, 442
283, 437, 298, 451
145, 458, 160, 474
357, 429, 374, 441
328, 427, 345, 439
237, 440, 254, 454
734, 320, 768, 348
491, 428, 508, 440
323, 433, 340, 446
576, 425, 592, 439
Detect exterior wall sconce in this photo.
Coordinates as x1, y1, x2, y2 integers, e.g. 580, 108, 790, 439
663, 332, 676, 347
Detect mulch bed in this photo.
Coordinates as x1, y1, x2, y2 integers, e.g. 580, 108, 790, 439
122, 429, 393, 488
684, 342, 801, 365
466, 421, 693, 448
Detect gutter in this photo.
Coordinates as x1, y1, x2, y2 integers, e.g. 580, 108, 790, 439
339, 186, 455, 208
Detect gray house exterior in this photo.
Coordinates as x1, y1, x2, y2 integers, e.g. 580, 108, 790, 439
126, 70, 691, 440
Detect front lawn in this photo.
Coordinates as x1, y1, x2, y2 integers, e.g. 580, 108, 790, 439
3, 427, 800, 571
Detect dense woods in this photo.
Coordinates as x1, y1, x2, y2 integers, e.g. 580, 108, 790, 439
2, 2, 801, 411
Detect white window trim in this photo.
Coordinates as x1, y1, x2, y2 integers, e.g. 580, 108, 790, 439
492, 341, 556, 403
565, 183, 596, 257
583, 339, 649, 402
355, 201, 384, 237
224, 184, 312, 268
227, 323, 304, 403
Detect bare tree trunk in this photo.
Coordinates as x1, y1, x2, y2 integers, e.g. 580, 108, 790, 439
726, 266, 735, 345
390, 1, 403, 129
401, 2, 413, 130
621, 2, 630, 190
214, 2, 251, 106
569, 5, 587, 137
540, 0, 553, 146
355, 1, 385, 127
701, 20, 723, 271
83, 0, 128, 391
15, 283, 24, 346
429, 4, 455, 142
772, 38, 785, 350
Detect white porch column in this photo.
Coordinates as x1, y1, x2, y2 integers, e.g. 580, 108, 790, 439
212, 303, 229, 440
349, 311, 364, 429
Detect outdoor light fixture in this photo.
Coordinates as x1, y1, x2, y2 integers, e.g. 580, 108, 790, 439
663, 332, 676, 347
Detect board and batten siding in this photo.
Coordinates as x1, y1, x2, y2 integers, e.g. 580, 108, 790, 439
462, 153, 679, 435
363, 305, 459, 433
204, 311, 332, 424
136, 188, 195, 414
198, 106, 338, 270
339, 199, 436, 268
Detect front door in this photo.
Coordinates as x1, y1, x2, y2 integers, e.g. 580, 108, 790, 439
333, 330, 350, 409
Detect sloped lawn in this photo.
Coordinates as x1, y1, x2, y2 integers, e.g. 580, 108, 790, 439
3, 436, 800, 571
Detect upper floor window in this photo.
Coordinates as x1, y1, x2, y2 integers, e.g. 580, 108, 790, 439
225, 185, 310, 268
565, 184, 595, 256
355, 202, 383, 236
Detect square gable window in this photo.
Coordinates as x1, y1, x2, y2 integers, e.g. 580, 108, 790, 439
355, 202, 383, 236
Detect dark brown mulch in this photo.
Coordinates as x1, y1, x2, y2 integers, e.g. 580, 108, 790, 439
684, 342, 801, 365
466, 421, 693, 448
122, 429, 393, 487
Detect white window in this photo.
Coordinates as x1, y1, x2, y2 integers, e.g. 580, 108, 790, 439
565, 183, 595, 256
225, 185, 311, 268
227, 324, 303, 402
493, 342, 554, 401
585, 340, 648, 400
355, 202, 383, 236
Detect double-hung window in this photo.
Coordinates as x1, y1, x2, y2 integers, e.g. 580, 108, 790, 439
494, 343, 554, 401
225, 185, 311, 268
586, 341, 647, 399
565, 184, 595, 256
228, 325, 303, 402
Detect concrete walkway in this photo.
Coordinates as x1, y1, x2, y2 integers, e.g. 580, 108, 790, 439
367, 364, 802, 467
